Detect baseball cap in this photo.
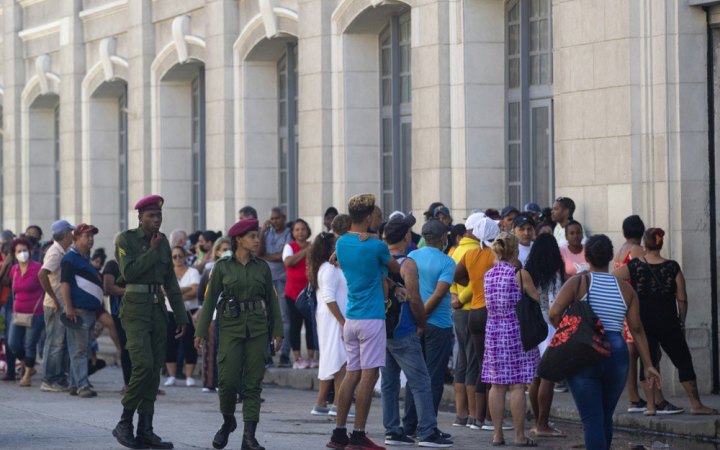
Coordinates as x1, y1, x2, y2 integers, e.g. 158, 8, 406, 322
433, 206, 450, 218
51, 219, 76, 235
384, 214, 416, 245
512, 214, 536, 229
501, 206, 520, 218
422, 219, 449, 241
73, 223, 99, 238
523, 202, 542, 214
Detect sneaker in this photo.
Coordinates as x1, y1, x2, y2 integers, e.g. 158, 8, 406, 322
279, 355, 292, 368
69, 387, 78, 396
501, 422, 513, 431
77, 386, 97, 398
418, 431, 453, 448
452, 416, 468, 427
468, 419, 482, 430
628, 398, 648, 413
384, 432, 415, 446
308, 358, 319, 369
656, 401, 685, 415
348, 430, 385, 449
293, 359, 309, 369
327, 428, 350, 449
480, 422, 511, 431
40, 382, 67, 392
553, 381, 568, 393
328, 406, 355, 418
202, 387, 216, 393
435, 429, 451, 439
186, 377, 197, 387
311, 406, 331, 416
164, 376, 176, 386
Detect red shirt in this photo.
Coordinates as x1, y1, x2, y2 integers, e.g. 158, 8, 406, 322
284, 241, 308, 301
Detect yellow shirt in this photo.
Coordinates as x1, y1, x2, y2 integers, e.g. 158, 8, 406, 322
462, 246, 497, 309
450, 237, 481, 311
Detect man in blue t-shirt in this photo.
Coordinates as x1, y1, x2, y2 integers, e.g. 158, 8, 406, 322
379, 213, 452, 448
328, 194, 400, 450
61, 224, 103, 398
403, 219, 456, 437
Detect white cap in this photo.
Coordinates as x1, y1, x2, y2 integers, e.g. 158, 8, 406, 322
465, 213, 500, 245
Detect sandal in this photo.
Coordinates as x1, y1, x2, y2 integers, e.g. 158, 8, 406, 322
492, 440, 505, 446
531, 427, 566, 437
514, 438, 537, 447
691, 408, 719, 415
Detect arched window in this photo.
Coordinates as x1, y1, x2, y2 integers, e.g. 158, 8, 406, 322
506, 0, 553, 207
380, 11, 412, 215
278, 43, 298, 219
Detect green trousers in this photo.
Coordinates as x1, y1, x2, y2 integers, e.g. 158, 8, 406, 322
218, 331, 267, 421
120, 299, 167, 415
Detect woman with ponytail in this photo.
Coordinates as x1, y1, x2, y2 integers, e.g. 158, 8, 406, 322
614, 228, 716, 415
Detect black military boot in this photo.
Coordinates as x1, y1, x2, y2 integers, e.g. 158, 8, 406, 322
212, 414, 237, 449
136, 414, 173, 449
112, 409, 146, 449
241, 421, 265, 450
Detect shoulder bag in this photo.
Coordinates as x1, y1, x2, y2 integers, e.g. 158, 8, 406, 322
13, 294, 43, 328
537, 274, 611, 382
295, 283, 317, 322
515, 269, 548, 351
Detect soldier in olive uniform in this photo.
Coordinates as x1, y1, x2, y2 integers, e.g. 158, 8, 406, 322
112, 195, 188, 450
194, 218, 283, 450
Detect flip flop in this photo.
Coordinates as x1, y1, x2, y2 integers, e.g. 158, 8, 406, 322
531, 427, 566, 437
492, 440, 505, 446
514, 438, 538, 447
691, 408, 719, 415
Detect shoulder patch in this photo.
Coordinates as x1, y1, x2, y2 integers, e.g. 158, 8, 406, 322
118, 247, 126, 257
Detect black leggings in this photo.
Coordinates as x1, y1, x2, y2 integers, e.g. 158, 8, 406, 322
639, 310, 696, 382
112, 315, 132, 385
468, 308, 488, 393
165, 311, 198, 364
285, 296, 315, 352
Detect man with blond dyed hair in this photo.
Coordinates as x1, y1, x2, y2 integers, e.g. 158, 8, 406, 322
327, 194, 401, 450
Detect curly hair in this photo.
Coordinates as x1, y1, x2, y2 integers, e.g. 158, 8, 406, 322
524, 234, 564, 291
584, 234, 614, 268
307, 232, 336, 290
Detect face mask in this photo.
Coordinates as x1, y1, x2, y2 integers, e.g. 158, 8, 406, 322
221, 250, 232, 259
17, 251, 29, 263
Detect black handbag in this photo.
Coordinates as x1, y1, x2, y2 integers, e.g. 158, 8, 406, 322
295, 283, 317, 321
537, 274, 611, 382
515, 269, 548, 351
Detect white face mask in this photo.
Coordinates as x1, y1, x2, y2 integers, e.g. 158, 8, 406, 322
17, 251, 29, 263
221, 250, 232, 259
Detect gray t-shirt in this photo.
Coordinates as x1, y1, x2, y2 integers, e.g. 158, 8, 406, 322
264, 227, 291, 281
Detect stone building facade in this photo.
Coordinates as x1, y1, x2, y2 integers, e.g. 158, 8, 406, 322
0, 0, 719, 393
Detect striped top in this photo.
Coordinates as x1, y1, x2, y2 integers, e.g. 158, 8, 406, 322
581, 272, 627, 332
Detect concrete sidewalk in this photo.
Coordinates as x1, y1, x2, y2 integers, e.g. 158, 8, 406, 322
263, 366, 720, 443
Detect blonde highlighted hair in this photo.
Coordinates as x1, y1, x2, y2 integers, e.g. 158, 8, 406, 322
491, 231, 518, 261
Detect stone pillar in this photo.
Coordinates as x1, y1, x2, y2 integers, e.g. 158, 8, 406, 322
204, 0, 238, 231
298, 0, 335, 230
2, 0, 24, 231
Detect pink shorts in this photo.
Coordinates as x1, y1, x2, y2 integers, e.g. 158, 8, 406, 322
343, 319, 386, 371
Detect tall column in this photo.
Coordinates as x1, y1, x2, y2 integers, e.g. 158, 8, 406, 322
204, 0, 238, 230
2, 0, 24, 231
127, 0, 154, 213
298, 0, 335, 228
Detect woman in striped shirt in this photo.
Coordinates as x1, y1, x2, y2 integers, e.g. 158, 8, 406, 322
549, 235, 661, 450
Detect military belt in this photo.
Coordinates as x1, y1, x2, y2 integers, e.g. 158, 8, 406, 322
125, 284, 163, 294
224, 299, 266, 314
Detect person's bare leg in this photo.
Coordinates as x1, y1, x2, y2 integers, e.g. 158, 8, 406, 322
509, 384, 529, 444
475, 386, 488, 423
534, 379, 564, 435
334, 365, 347, 397
625, 342, 641, 402
454, 383, 468, 419
528, 378, 540, 425
99, 313, 122, 354
166, 362, 177, 377
316, 379, 332, 408
335, 370, 361, 426
644, 383, 657, 415
466, 385, 477, 419
307, 349, 316, 360
183, 364, 196, 379
353, 368, 379, 430
293, 350, 302, 361
683, 379, 717, 414
489, 384, 507, 444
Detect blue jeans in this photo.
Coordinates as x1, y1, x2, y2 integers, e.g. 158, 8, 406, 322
403, 324, 454, 435
2, 299, 16, 377
66, 309, 97, 389
567, 331, 629, 450
274, 279, 290, 358
381, 333, 436, 440
43, 306, 69, 385
8, 313, 45, 367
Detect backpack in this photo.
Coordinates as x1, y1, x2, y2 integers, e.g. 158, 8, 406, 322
385, 254, 407, 339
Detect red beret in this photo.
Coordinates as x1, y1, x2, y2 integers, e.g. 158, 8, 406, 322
135, 195, 164, 212
228, 218, 259, 238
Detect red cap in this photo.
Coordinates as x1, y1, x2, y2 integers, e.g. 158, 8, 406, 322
228, 218, 259, 238
134, 195, 164, 212
73, 224, 99, 238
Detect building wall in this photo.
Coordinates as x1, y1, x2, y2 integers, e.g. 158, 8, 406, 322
0, 0, 716, 391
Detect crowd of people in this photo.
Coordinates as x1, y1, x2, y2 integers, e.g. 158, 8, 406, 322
0, 193, 715, 450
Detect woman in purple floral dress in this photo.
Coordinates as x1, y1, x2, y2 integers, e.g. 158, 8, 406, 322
482, 232, 540, 447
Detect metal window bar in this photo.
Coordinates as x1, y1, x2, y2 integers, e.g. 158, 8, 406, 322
118, 89, 128, 231
54, 103, 60, 220
191, 67, 206, 230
